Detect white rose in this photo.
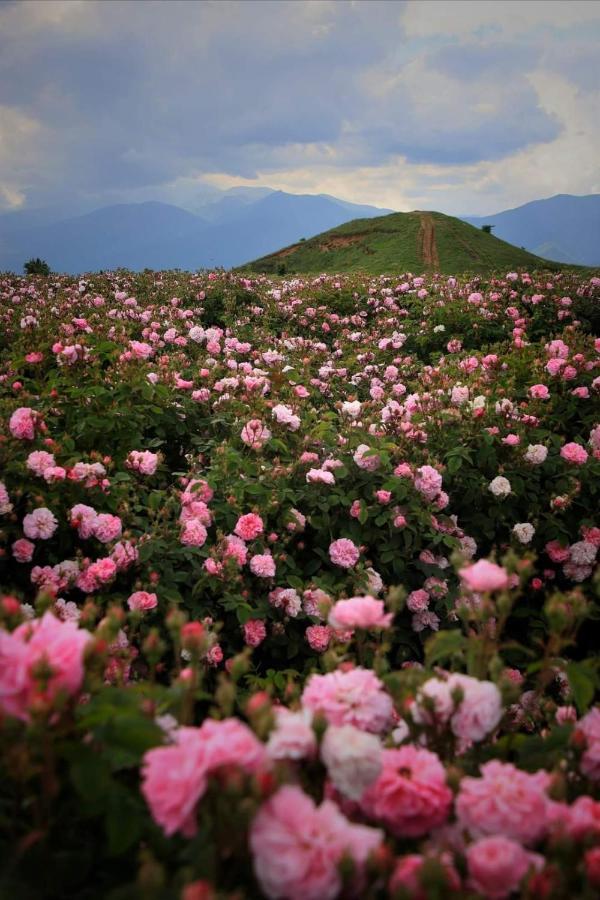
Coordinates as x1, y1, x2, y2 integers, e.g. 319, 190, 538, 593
321, 725, 382, 800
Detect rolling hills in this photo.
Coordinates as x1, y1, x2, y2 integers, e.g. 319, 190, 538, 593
240, 210, 558, 275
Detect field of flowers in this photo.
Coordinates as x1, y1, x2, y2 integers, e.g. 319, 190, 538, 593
0, 268, 599, 899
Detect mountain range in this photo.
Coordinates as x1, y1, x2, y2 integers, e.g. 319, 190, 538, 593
463, 194, 599, 267
0, 189, 597, 273
0, 190, 392, 274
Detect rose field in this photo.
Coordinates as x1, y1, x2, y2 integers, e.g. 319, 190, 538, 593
1, 267, 600, 899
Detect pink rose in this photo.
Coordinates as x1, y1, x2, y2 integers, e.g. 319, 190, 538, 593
467, 836, 543, 899
250, 785, 382, 900
243, 619, 267, 647
459, 559, 509, 592
457, 760, 551, 844
360, 746, 452, 837
128, 591, 158, 612
302, 667, 393, 733
12, 538, 35, 563
234, 513, 264, 541
0, 612, 91, 721
9, 407, 38, 440
249, 553, 276, 578
328, 596, 392, 631
560, 442, 588, 465
328, 538, 360, 569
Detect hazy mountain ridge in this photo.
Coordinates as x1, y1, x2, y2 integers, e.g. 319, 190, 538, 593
462, 194, 600, 266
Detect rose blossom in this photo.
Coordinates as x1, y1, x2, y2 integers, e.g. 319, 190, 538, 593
301, 667, 393, 733
360, 746, 452, 837
328, 538, 360, 569
250, 553, 276, 578
0, 611, 91, 721
243, 619, 267, 647
560, 442, 588, 465
456, 760, 551, 844
305, 625, 332, 652
266, 708, 316, 761
321, 724, 382, 800
488, 476, 511, 498
234, 513, 264, 541
241, 419, 271, 449
9, 407, 37, 440
250, 785, 382, 900
459, 559, 509, 592
12, 538, 35, 563
142, 719, 266, 837
467, 836, 543, 900
328, 595, 392, 631
23, 507, 58, 540
128, 591, 158, 612
180, 520, 208, 547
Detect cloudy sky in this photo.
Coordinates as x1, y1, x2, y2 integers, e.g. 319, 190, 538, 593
0, 0, 598, 216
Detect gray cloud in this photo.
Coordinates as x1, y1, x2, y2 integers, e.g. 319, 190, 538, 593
0, 0, 597, 213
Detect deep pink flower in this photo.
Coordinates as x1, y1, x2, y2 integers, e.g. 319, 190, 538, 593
360, 746, 452, 837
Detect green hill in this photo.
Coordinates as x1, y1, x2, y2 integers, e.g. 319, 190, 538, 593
239, 210, 561, 274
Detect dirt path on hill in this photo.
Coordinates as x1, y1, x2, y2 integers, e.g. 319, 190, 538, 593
419, 213, 440, 269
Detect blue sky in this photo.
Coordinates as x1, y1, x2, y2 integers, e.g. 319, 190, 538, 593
0, 0, 598, 215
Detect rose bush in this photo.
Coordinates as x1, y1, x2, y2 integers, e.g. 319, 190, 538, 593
0, 268, 598, 898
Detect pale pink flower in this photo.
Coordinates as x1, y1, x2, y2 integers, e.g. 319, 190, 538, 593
241, 419, 271, 449
93, 513, 122, 544
414, 465, 443, 501
407, 589, 430, 612
360, 746, 452, 837
0, 611, 91, 721
250, 785, 382, 900
328, 538, 360, 569
128, 591, 158, 612
529, 384, 549, 400
23, 507, 58, 540
127, 450, 159, 475
459, 560, 509, 592
353, 444, 380, 471
27, 450, 55, 476
250, 553, 276, 578
301, 667, 393, 733
9, 407, 37, 440
267, 708, 316, 761
328, 596, 392, 631
456, 760, 551, 844
180, 519, 208, 547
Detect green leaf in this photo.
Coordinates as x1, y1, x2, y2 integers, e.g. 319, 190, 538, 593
425, 630, 466, 667
567, 661, 597, 714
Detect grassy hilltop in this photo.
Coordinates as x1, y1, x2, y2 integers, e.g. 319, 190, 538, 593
240, 209, 560, 274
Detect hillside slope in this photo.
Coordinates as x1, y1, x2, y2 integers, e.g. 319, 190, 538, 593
240, 210, 556, 274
